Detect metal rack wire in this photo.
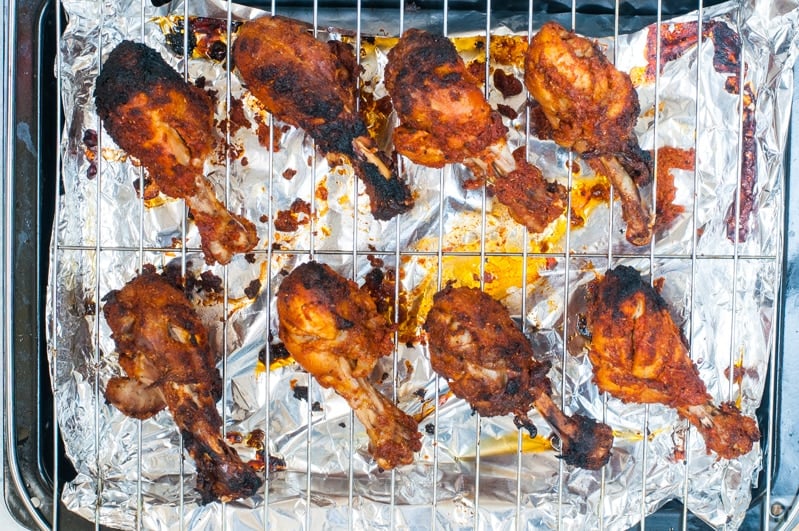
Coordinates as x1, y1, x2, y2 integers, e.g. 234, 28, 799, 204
3, 0, 795, 529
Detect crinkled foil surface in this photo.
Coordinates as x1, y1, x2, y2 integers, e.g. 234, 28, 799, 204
50, 0, 799, 529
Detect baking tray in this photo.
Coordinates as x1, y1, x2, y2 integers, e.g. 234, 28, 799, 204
3, 0, 798, 528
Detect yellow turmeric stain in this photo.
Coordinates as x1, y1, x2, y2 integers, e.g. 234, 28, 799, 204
255, 355, 296, 377
629, 65, 647, 88
733, 347, 746, 409
143, 196, 168, 209
400, 174, 609, 342
459, 433, 553, 460
611, 423, 670, 443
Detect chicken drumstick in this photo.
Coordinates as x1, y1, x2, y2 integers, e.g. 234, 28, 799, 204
385, 29, 508, 175
525, 22, 653, 245
584, 266, 760, 459
277, 261, 422, 470
233, 15, 414, 220
95, 40, 258, 265
103, 268, 262, 503
385, 28, 567, 234
424, 285, 613, 470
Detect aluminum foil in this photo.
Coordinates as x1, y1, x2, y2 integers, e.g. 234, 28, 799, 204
50, 0, 799, 529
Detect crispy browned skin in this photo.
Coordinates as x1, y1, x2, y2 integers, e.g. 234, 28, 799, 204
102, 270, 262, 503
525, 22, 653, 245
233, 16, 413, 220
94, 40, 258, 265
424, 285, 613, 470
385, 29, 565, 232
277, 261, 421, 469
385, 29, 508, 174
585, 266, 760, 459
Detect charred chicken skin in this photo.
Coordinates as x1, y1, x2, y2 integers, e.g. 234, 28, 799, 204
584, 266, 760, 459
277, 261, 422, 470
424, 285, 613, 470
525, 22, 653, 245
385, 28, 567, 233
95, 40, 258, 265
102, 269, 262, 503
384, 29, 508, 174
232, 15, 413, 220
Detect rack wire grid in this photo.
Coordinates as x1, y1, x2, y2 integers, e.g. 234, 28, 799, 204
4, 0, 799, 529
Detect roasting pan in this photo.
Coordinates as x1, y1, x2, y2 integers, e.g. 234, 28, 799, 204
3, 0, 799, 529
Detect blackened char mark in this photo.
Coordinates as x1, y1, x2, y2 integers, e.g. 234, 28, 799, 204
163, 17, 242, 61
644, 20, 757, 244
644, 20, 740, 83
724, 83, 758, 243
182, 429, 263, 505
352, 152, 414, 220
592, 265, 670, 321
708, 21, 742, 76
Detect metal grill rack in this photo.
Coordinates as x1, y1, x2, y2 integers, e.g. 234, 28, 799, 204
3, 0, 799, 529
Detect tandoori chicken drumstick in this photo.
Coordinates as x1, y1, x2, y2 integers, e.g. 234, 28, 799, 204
277, 261, 422, 470
525, 21, 654, 245
424, 285, 613, 470
103, 268, 263, 503
384, 28, 509, 175
95, 40, 258, 265
385, 28, 567, 234
232, 15, 414, 220
584, 265, 760, 459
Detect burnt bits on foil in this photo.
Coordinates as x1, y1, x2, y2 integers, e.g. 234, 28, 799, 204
51, 0, 799, 529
